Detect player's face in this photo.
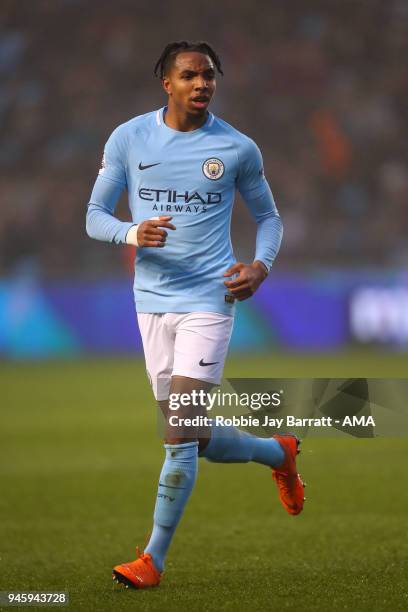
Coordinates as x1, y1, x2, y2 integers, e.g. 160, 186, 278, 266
163, 52, 216, 115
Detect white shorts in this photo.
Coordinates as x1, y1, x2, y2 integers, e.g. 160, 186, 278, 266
137, 312, 234, 400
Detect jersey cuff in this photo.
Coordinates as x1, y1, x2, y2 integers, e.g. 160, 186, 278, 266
254, 258, 270, 273
125, 224, 139, 246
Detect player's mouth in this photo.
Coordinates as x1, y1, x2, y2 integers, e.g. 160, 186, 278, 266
190, 96, 210, 109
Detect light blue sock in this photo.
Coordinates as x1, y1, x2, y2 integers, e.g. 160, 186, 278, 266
145, 441, 198, 572
200, 425, 284, 467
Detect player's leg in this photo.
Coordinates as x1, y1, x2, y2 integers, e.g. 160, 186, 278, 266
113, 314, 215, 587
158, 376, 213, 449
113, 313, 175, 588
139, 312, 233, 576
199, 420, 285, 466
165, 312, 305, 515
166, 312, 285, 466
201, 426, 305, 515
144, 374, 214, 574
142, 311, 235, 576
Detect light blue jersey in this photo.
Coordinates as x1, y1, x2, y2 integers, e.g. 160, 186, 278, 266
86, 107, 283, 314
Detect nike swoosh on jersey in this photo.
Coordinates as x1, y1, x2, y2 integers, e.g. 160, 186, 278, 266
199, 359, 219, 366
138, 162, 161, 170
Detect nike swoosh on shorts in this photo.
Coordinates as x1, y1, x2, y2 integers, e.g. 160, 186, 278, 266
199, 359, 219, 366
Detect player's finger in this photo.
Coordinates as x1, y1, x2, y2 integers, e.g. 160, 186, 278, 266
144, 232, 166, 243
229, 284, 250, 295
145, 226, 167, 236
146, 228, 167, 238
223, 263, 243, 277
150, 221, 176, 230
143, 240, 166, 248
224, 276, 246, 289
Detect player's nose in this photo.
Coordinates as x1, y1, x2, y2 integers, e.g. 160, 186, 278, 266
194, 77, 209, 90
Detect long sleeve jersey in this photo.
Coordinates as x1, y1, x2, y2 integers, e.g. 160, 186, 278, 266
86, 107, 283, 314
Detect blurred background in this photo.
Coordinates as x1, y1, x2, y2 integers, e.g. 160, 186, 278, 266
1, 0, 408, 358
1, 5, 408, 608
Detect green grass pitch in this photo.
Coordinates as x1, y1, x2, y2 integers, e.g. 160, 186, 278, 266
1, 351, 408, 611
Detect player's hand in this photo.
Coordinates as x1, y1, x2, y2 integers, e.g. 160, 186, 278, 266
135, 216, 176, 248
223, 261, 268, 301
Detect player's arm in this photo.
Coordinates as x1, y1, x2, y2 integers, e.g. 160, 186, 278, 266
224, 138, 283, 301
86, 127, 175, 247
86, 125, 135, 244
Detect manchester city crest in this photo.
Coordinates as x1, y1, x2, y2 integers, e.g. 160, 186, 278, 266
202, 158, 225, 180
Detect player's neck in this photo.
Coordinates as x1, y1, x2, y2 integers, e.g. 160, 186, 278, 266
164, 105, 208, 132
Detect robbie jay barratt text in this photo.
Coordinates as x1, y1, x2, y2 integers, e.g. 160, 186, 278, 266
167, 415, 376, 428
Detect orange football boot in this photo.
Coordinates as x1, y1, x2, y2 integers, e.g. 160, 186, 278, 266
271, 434, 305, 515
113, 548, 161, 589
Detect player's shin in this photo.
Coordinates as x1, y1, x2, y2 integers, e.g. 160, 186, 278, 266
199, 424, 284, 467
144, 441, 198, 572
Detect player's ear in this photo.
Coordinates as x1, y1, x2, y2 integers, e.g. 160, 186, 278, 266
162, 76, 172, 96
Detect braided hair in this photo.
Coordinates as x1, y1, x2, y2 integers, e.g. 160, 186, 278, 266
154, 40, 223, 79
